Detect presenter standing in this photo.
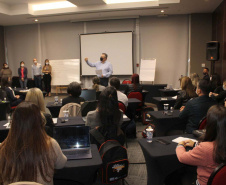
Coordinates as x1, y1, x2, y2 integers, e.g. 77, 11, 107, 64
84, 53, 113, 87
31, 58, 42, 90
42, 59, 52, 97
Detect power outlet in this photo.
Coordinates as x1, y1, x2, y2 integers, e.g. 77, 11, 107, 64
201, 63, 205, 67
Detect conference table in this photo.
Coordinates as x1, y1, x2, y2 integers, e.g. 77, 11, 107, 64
54, 144, 102, 185
0, 101, 10, 121
47, 98, 141, 118
159, 89, 180, 97
138, 134, 196, 185
152, 97, 177, 110
14, 88, 47, 98
148, 110, 186, 136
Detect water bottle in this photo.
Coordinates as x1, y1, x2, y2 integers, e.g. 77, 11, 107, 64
7, 115, 11, 128
170, 107, 174, 113
64, 110, 69, 122
164, 104, 169, 113
60, 99, 62, 104
146, 126, 154, 143
54, 96, 59, 104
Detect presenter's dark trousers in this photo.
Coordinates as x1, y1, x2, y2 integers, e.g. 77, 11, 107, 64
100, 78, 109, 87
34, 75, 42, 90
43, 74, 51, 93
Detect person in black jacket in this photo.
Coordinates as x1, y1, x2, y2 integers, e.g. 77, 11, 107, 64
179, 79, 216, 133
62, 82, 85, 106
18, 61, 28, 89
1, 76, 22, 106
174, 76, 197, 109
125, 73, 143, 95
209, 80, 226, 105
202, 67, 210, 82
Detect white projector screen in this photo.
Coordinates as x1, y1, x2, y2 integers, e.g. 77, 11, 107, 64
80, 32, 133, 76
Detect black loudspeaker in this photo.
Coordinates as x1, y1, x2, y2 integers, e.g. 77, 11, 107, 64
206, 41, 219, 61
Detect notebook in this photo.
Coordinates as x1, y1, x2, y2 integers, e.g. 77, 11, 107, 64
53, 125, 92, 160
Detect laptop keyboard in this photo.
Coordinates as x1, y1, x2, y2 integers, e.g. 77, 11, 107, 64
64, 149, 90, 156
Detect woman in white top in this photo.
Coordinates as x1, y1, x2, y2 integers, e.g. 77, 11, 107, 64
0, 102, 67, 185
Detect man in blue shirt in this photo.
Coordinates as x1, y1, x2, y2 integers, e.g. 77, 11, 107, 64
84, 53, 113, 87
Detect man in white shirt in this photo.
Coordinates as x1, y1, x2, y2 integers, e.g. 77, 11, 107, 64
110, 77, 128, 107
31, 58, 42, 90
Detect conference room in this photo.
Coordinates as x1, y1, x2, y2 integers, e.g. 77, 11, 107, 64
0, 0, 226, 185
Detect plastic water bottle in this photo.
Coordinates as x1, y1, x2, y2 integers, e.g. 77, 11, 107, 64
64, 110, 69, 122
54, 96, 59, 104
146, 126, 154, 143
7, 115, 11, 127
170, 107, 174, 113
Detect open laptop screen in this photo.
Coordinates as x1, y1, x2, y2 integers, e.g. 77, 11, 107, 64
53, 126, 90, 150
80, 89, 96, 101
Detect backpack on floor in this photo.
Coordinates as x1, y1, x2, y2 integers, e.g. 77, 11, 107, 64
90, 129, 129, 184
142, 106, 154, 125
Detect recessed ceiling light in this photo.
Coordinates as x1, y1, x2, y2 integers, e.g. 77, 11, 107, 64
104, 0, 158, 4
32, 1, 76, 11
34, 19, 38, 22
161, 10, 164, 13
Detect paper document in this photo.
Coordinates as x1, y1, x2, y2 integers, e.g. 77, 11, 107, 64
96, 69, 102, 76
123, 114, 128, 119
3, 123, 10, 127
52, 118, 58, 124
172, 137, 197, 143
171, 96, 177, 99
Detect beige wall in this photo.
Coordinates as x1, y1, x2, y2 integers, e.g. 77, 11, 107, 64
190, 13, 212, 78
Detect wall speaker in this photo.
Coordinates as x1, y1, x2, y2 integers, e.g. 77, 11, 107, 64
206, 41, 219, 61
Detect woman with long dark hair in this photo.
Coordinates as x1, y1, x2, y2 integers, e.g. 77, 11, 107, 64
125, 73, 143, 95
86, 86, 124, 145
0, 102, 67, 185
42, 59, 52, 97
174, 76, 197, 109
176, 105, 226, 185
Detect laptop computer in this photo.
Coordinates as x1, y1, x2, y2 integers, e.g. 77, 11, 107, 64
53, 125, 92, 160
80, 89, 96, 101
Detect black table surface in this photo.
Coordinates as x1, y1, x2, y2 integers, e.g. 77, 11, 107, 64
128, 98, 141, 103
152, 97, 177, 102
152, 97, 177, 110
54, 144, 102, 185
148, 110, 185, 136
0, 120, 9, 131
139, 134, 196, 185
55, 117, 85, 127
149, 110, 180, 120
159, 89, 180, 97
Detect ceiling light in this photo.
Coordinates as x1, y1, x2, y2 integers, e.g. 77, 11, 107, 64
32, 1, 76, 11
104, 0, 158, 4
34, 19, 38, 22
161, 10, 164, 13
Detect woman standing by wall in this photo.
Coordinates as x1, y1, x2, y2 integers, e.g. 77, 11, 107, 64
42, 59, 52, 96
18, 61, 28, 89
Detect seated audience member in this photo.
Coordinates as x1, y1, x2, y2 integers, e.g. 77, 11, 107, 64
0, 102, 67, 185
110, 77, 128, 107
89, 76, 105, 92
62, 82, 85, 106
202, 67, 210, 82
86, 86, 124, 145
1, 76, 22, 106
190, 73, 199, 90
176, 105, 226, 185
125, 73, 143, 95
210, 73, 221, 92
179, 79, 216, 133
209, 80, 226, 105
174, 76, 197, 109
25, 88, 54, 135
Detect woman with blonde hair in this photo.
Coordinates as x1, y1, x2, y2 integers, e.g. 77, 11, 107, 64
25, 88, 54, 135
190, 73, 199, 89
0, 102, 66, 185
174, 76, 197, 109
